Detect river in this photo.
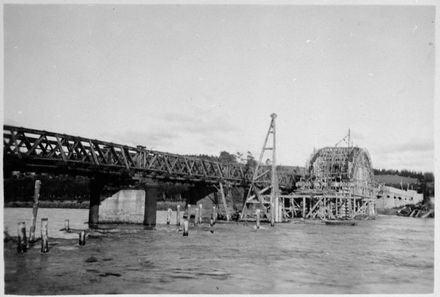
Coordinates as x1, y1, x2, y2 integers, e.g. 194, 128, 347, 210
3, 207, 434, 294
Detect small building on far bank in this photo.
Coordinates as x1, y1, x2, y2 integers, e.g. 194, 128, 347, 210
376, 186, 423, 211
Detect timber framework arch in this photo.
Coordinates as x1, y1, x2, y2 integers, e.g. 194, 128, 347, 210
307, 146, 375, 188
281, 145, 377, 221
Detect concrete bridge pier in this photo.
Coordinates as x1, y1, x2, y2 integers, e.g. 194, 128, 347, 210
143, 184, 160, 229
89, 176, 105, 228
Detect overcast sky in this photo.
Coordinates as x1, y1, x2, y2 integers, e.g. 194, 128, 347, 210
3, 4, 435, 172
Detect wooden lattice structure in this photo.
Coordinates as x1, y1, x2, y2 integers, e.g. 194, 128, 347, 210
282, 131, 377, 221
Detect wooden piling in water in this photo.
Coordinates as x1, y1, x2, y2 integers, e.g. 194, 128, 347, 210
29, 180, 41, 242
176, 205, 181, 226
212, 206, 216, 222
167, 208, 172, 225
183, 220, 189, 236
195, 208, 200, 225
79, 230, 86, 246
270, 203, 275, 227
64, 219, 70, 232
302, 197, 306, 218
17, 222, 27, 253
41, 218, 49, 253
187, 204, 191, 223
256, 209, 261, 229
199, 204, 203, 224
210, 218, 214, 233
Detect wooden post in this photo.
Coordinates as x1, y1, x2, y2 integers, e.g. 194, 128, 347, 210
176, 205, 181, 226
289, 198, 293, 218
199, 204, 203, 224
256, 209, 261, 229
270, 202, 275, 227
187, 204, 191, 223
64, 219, 70, 232
302, 197, 306, 218
195, 207, 199, 225
352, 197, 355, 216
209, 218, 214, 233
29, 180, 41, 242
40, 218, 49, 253
166, 208, 172, 225
79, 230, 86, 246
17, 222, 27, 253
183, 220, 189, 236
212, 206, 216, 222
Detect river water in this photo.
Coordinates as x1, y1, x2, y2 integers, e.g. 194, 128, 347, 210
3, 207, 434, 294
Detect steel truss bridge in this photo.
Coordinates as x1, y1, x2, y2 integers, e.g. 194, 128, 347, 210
3, 125, 295, 189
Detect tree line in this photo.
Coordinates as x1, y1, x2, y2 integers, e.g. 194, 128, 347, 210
373, 168, 434, 183
184, 150, 257, 167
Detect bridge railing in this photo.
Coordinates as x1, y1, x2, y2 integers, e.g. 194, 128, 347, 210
3, 125, 294, 187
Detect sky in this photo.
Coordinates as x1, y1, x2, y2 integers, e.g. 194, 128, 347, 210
3, 4, 436, 172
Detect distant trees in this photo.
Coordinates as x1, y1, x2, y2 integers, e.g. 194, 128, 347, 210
4, 173, 90, 203
373, 168, 431, 181
183, 154, 219, 162
218, 151, 237, 163
423, 172, 434, 183
185, 151, 258, 168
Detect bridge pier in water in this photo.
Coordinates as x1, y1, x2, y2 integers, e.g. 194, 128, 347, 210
88, 176, 105, 228
143, 184, 160, 229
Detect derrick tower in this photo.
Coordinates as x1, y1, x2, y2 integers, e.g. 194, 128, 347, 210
241, 113, 282, 223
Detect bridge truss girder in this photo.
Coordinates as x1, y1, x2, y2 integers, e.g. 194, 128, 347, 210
3, 125, 295, 189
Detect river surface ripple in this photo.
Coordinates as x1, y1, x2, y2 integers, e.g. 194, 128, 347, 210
3, 208, 434, 294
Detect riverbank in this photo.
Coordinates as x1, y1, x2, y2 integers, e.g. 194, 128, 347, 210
4, 200, 182, 211
376, 202, 434, 218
